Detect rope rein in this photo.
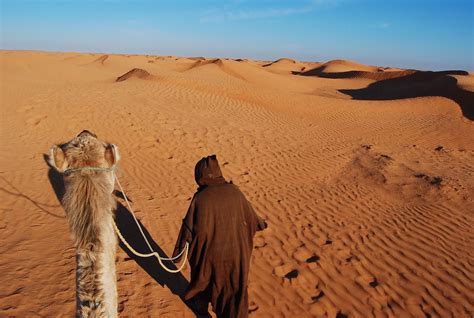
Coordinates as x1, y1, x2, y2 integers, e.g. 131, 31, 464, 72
63, 165, 188, 273
64, 166, 116, 175
113, 173, 189, 273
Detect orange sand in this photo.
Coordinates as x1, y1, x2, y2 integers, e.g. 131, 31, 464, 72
1, 50, 473, 317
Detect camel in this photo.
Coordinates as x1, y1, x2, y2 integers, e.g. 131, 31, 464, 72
48, 130, 120, 317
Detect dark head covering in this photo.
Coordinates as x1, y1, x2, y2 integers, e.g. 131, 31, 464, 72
194, 155, 226, 186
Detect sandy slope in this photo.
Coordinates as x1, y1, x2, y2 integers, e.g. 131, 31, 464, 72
1, 50, 473, 317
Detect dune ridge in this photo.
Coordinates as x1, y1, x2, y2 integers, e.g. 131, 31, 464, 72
339, 70, 474, 120
263, 58, 297, 66
313, 59, 380, 73
261, 57, 311, 75
183, 58, 247, 81
93, 54, 109, 64
116, 68, 152, 82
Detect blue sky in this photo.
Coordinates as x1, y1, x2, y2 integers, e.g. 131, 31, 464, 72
1, 0, 473, 70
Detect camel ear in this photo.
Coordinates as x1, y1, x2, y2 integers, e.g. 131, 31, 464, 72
105, 144, 120, 167
48, 145, 68, 172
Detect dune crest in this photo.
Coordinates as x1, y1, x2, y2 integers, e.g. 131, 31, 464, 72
115, 68, 151, 82
183, 58, 247, 81
263, 58, 297, 66
321, 59, 380, 73
188, 56, 206, 61
261, 57, 311, 75
93, 54, 109, 64
297, 59, 385, 78
187, 58, 224, 69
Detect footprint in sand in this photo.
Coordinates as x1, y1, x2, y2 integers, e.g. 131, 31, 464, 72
306, 255, 320, 263
254, 236, 267, 249
248, 301, 259, 313
293, 246, 313, 262
274, 263, 299, 282
356, 274, 379, 289
315, 236, 328, 245
311, 290, 325, 302
284, 269, 299, 281
369, 278, 379, 288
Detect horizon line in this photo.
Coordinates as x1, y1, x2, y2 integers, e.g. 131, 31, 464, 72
1, 48, 472, 73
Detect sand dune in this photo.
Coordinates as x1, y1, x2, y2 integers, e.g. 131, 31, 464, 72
262, 57, 311, 75
298, 59, 407, 80
188, 56, 206, 61
298, 61, 474, 118
340, 70, 474, 120
182, 58, 248, 82
93, 54, 109, 64
1, 50, 473, 317
301, 68, 414, 80
263, 58, 298, 66
116, 68, 152, 82
311, 59, 380, 73
185, 58, 227, 70
452, 73, 474, 92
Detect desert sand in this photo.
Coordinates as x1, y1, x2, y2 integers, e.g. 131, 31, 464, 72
1, 50, 473, 317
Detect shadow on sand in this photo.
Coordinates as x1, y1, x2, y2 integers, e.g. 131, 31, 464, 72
0, 172, 64, 219
114, 203, 189, 296
44, 154, 66, 203
295, 69, 474, 121
338, 71, 474, 121
0, 155, 66, 219
44, 156, 207, 316
115, 203, 210, 316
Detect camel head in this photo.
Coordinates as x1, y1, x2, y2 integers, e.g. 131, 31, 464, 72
48, 130, 120, 189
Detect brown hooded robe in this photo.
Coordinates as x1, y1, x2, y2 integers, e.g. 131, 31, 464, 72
173, 155, 266, 318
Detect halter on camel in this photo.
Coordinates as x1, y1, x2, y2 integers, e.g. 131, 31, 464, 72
64, 164, 189, 274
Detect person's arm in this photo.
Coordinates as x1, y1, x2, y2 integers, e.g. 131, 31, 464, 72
172, 197, 196, 262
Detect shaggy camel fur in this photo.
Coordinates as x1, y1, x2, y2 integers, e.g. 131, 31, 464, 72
48, 130, 120, 317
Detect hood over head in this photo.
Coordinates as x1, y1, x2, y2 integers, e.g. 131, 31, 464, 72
195, 155, 226, 187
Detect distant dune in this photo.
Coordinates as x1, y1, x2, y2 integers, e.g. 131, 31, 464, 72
299, 59, 381, 76
93, 54, 109, 64
340, 70, 473, 120
188, 56, 206, 61
183, 58, 248, 81
186, 58, 226, 70
116, 68, 151, 82
264, 58, 298, 65
1, 50, 473, 318
261, 57, 312, 75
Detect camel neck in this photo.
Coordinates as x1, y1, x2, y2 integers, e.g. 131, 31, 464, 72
63, 174, 118, 317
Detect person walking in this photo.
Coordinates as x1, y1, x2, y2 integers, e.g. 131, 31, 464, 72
173, 155, 267, 318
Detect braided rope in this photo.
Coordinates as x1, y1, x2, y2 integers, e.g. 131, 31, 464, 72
113, 173, 188, 273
